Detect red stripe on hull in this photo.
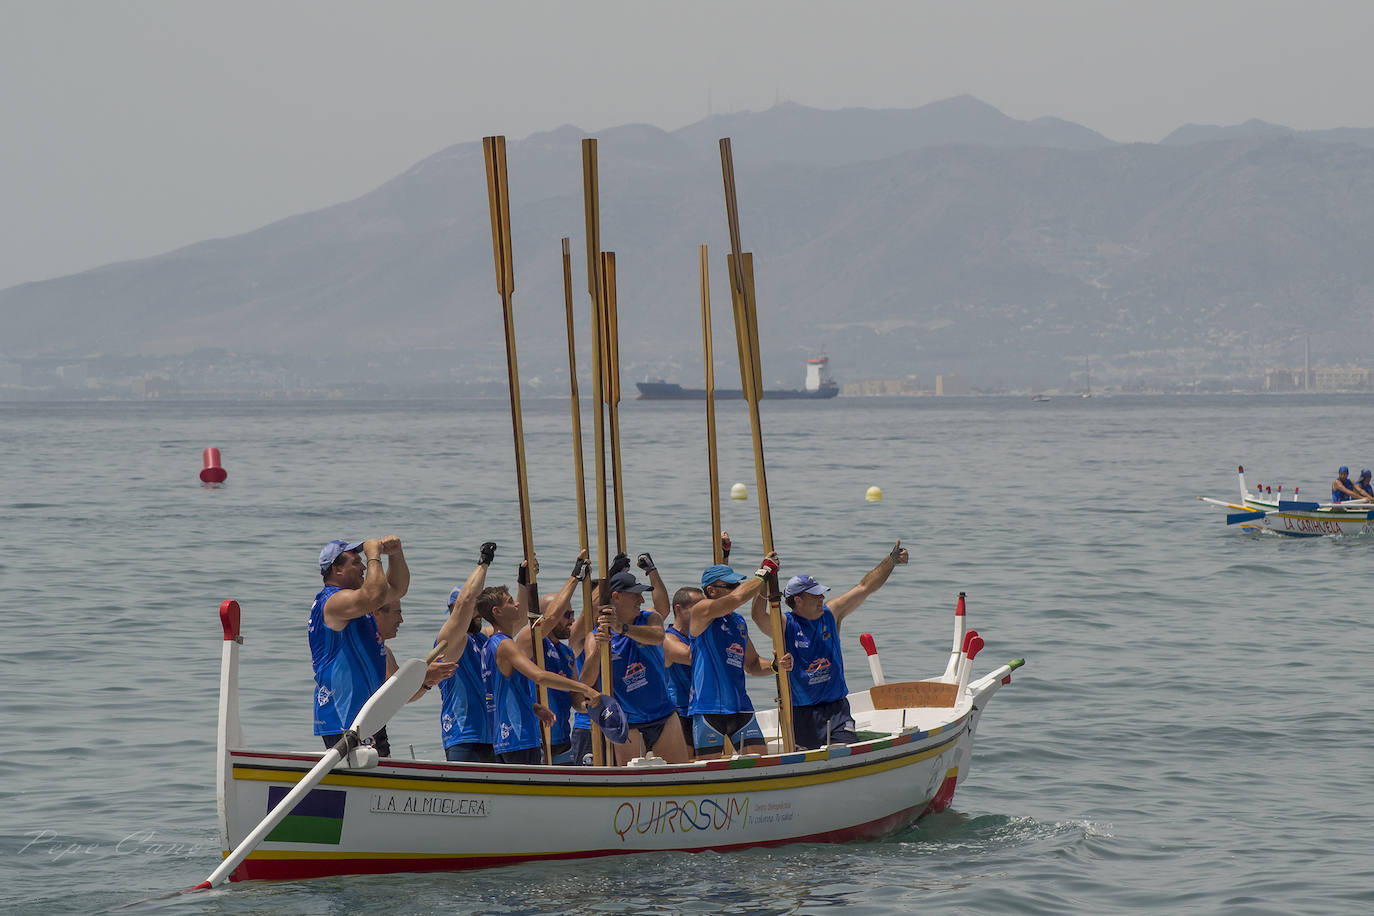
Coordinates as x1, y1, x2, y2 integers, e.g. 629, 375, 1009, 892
922, 774, 959, 815
231, 800, 936, 882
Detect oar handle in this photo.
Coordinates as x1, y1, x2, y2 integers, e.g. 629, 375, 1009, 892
424, 640, 448, 664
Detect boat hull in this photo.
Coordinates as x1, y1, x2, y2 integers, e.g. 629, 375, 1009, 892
1238, 506, 1374, 537
222, 719, 967, 881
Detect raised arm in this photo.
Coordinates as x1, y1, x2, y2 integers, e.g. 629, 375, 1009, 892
432, 543, 494, 662
828, 540, 909, 625
322, 538, 390, 628
748, 591, 769, 633
544, 550, 587, 632
380, 535, 410, 601
637, 553, 670, 619
689, 554, 778, 637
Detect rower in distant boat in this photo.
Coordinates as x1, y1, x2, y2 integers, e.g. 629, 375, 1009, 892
1331, 466, 1364, 503
1356, 469, 1374, 500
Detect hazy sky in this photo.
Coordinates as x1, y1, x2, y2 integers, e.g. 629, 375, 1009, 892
4, 1, 1373, 292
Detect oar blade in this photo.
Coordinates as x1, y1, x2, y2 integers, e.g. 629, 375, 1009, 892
353, 658, 426, 739
1226, 510, 1266, 525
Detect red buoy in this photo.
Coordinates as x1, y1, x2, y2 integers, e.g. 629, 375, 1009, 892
200, 447, 228, 483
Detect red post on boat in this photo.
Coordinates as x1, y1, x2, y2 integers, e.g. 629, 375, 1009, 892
200, 447, 228, 483
859, 632, 885, 685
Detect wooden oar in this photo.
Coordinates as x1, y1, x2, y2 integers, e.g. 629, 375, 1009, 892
561, 236, 598, 764
483, 135, 552, 765
602, 250, 628, 552
718, 137, 795, 753
582, 138, 610, 765
700, 244, 724, 563
192, 643, 445, 891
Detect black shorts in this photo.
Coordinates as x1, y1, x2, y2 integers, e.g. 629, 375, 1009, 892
570, 727, 593, 766
792, 698, 857, 750
321, 724, 390, 758
633, 713, 678, 753
496, 746, 542, 765
444, 742, 495, 763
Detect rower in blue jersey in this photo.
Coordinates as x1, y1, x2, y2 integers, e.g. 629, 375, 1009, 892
753, 540, 909, 750
662, 584, 700, 745
1356, 469, 1374, 500
478, 577, 600, 766
691, 554, 794, 758
310, 535, 470, 757
436, 543, 499, 763
594, 560, 692, 764
531, 550, 597, 764
1332, 466, 1364, 503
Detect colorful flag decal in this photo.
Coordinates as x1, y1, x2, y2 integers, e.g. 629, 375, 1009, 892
264, 786, 345, 845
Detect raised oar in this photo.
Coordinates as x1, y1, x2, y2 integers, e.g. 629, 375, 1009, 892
483, 135, 551, 765
194, 644, 445, 891
562, 236, 598, 764
582, 137, 610, 766
701, 244, 724, 564
598, 249, 625, 763
719, 137, 795, 753
602, 250, 628, 552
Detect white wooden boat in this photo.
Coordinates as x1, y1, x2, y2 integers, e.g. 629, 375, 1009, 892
214, 597, 1023, 882
1198, 466, 1374, 537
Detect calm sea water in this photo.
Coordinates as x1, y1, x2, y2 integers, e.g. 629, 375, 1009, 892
3, 394, 1372, 914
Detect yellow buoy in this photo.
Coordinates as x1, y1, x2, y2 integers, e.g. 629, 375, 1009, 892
730, 482, 748, 500
865, 486, 883, 502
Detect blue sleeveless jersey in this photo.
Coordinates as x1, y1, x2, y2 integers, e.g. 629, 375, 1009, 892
542, 637, 576, 744
308, 585, 386, 735
482, 633, 541, 755
664, 624, 694, 716
785, 607, 847, 706
610, 610, 675, 725
438, 632, 490, 748
1333, 485, 1348, 502
688, 611, 753, 716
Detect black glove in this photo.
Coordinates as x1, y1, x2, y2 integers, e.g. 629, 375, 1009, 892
636, 552, 655, 573
478, 542, 497, 566
517, 561, 529, 586
571, 555, 590, 581
609, 552, 630, 576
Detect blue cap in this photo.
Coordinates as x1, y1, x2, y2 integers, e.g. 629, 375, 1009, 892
783, 574, 830, 599
319, 539, 363, 574
1362, 469, 1372, 479
590, 694, 629, 744
1339, 466, 1349, 474
608, 571, 653, 594
701, 564, 746, 588
447, 586, 462, 607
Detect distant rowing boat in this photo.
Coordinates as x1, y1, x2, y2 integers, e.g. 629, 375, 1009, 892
1198, 466, 1374, 537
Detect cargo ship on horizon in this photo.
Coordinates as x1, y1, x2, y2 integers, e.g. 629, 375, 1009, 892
636, 355, 839, 400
